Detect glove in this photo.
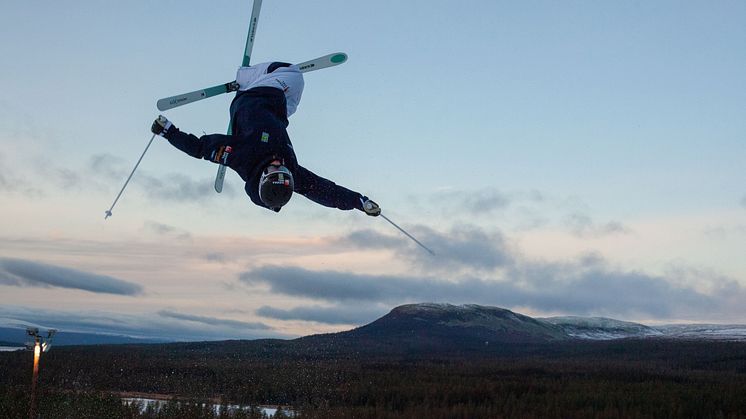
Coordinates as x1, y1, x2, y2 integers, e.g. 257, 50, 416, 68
151, 115, 174, 137
361, 197, 381, 217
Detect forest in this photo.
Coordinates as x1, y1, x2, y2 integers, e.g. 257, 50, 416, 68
1, 338, 745, 418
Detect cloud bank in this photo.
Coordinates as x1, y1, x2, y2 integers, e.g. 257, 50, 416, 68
245, 223, 746, 323
256, 305, 387, 325
564, 212, 630, 237
90, 153, 237, 203
157, 310, 270, 330
341, 225, 513, 272
242, 262, 731, 320
0, 258, 143, 296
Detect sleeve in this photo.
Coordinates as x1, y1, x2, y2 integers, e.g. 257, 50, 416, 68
293, 165, 364, 211
164, 129, 233, 163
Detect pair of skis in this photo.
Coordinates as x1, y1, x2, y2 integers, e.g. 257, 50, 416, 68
104, 0, 346, 218
158, 0, 347, 192
156, 53, 348, 112
161, 0, 433, 255
106, 1, 434, 256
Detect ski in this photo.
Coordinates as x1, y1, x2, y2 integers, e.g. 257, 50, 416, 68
213, 156, 228, 192
215, 0, 263, 193
156, 82, 236, 112
156, 53, 348, 112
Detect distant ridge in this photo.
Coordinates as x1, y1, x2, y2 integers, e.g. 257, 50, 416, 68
0, 327, 166, 347
1, 304, 744, 349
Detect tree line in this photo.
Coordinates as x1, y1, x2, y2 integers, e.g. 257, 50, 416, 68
1, 339, 744, 418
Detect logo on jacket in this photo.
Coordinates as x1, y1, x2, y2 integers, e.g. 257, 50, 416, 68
261, 132, 270, 142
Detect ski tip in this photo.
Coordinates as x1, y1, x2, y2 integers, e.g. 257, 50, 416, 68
330, 52, 348, 64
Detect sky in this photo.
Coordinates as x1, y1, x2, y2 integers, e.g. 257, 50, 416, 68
1, 0, 745, 341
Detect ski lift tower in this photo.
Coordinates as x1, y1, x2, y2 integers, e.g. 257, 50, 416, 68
26, 327, 57, 419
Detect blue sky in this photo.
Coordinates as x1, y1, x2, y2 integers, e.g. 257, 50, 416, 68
1, 1, 744, 341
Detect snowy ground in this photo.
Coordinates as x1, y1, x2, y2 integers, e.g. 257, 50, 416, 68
0, 346, 23, 352
122, 397, 290, 417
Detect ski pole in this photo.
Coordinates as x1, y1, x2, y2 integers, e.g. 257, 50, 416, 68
380, 213, 435, 256
104, 133, 157, 219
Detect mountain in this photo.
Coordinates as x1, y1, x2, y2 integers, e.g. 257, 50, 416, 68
290, 303, 570, 356
349, 303, 568, 342
305, 303, 746, 351
540, 316, 663, 340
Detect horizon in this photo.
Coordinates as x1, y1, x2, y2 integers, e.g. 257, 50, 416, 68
1, 0, 745, 342
2, 302, 745, 345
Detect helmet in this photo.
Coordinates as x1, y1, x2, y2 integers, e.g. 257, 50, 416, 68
258, 162, 294, 211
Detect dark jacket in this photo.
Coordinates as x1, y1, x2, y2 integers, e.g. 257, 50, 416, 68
163, 77, 363, 212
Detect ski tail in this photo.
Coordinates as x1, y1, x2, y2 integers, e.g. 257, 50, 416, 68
293, 52, 348, 73
156, 82, 235, 112
242, 0, 263, 67
215, 0, 262, 194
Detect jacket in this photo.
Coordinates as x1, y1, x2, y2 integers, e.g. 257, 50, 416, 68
164, 84, 363, 212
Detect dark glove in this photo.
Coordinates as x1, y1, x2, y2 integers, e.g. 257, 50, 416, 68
361, 197, 381, 217
151, 115, 174, 137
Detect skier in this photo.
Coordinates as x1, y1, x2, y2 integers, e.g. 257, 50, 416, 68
151, 61, 381, 216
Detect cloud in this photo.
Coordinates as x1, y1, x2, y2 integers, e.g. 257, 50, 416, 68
256, 304, 387, 325
741, 194, 746, 209
564, 212, 630, 238
204, 252, 227, 263
702, 225, 746, 240
157, 310, 270, 330
139, 173, 219, 202
52, 167, 83, 190
241, 266, 422, 302
462, 189, 512, 214
500, 255, 723, 318
343, 229, 404, 249
143, 221, 192, 240
0, 172, 10, 190
90, 153, 236, 202
239, 250, 746, 321
0, 153, 44, 196
90, 153, 129, 181
240, 266, 515, 306
432, 187, 512, 216
340, 225, 513, 272
0, 258, 143, 296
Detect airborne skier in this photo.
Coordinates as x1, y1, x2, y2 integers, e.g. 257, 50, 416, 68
151, 62, 381, 216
